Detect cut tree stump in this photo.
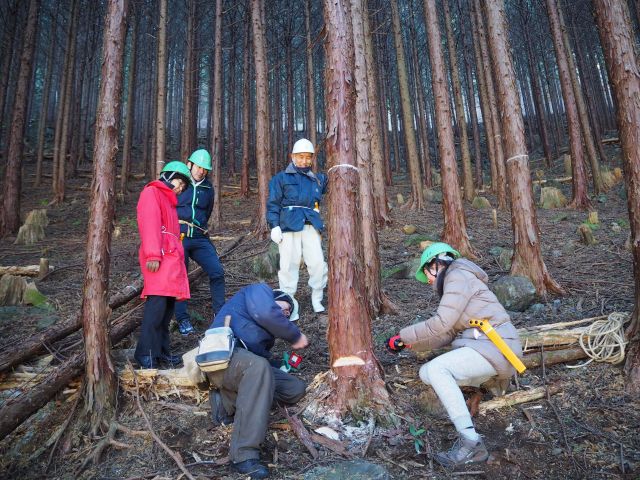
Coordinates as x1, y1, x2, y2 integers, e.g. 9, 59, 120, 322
0, 275, 27, 305
14, 224, 45, 245
578, 224, 597, 245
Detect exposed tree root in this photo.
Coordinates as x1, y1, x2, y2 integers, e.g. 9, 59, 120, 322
76, 419, 131, 474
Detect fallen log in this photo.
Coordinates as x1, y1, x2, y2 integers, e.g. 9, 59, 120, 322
0, 265, 53, 277
478, 384, 561, 415
523, 347, 586, 369
0, 300, 146, 442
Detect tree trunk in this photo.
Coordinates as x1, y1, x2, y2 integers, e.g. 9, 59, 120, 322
458, 0, 483, 190
424, 0, 475, 257
179, 0, 196, 162
522, 18, 553, 168
286, 37, 294, 156
209, 0, 223, 231
34, 5, 58, 188
154, 0, 167, 178
80, 0, 127, 434
304, 0, 317, 168
0, 0, 40, 236
240, 15, 251, 198
390, 0, 424, 210
484, 0, 564, 296
251, 0, 271, 237
323, 0, 390, 419
545, 0, 590, 208
120, 8, 137, 195
0, 0, 19, 140
52, 0, 78, 204
443, 0, 474, 202
363, 0, 391, 225
592, 0, 640, 393
557, 0, 603, 194
474, 0, 507, 209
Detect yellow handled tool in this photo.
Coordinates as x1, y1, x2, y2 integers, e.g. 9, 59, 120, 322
469, 319, 526, 374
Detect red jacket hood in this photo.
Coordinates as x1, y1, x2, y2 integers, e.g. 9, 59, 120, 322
145, 180, 177, 206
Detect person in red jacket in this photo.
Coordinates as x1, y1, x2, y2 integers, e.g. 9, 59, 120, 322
134, 161, 192, 369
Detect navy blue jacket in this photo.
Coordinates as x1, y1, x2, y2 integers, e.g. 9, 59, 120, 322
210, 283, 301, 360
266, 163, 328, 233
176, 178, 214, 238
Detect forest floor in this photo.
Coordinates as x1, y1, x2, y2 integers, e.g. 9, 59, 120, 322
0, 146, 638, 479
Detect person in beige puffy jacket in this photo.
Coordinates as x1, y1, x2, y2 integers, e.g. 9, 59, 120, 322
386, 242, 523, 469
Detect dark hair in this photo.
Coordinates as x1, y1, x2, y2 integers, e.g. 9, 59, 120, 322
436, 261, 452, 298
273, 289, 294, 310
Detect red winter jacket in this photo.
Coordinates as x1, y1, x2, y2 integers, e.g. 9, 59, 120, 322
137, 180, 190, 300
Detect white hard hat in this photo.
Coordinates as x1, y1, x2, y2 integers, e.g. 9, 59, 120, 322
292, 138, 315, 154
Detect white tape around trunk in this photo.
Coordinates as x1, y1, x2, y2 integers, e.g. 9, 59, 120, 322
327, 164, 360, 175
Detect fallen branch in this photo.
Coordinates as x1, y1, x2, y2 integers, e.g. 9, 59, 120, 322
283, 407, 318, 459
310, 433, 353, 458
0, 265, 52, 277
133, 373, 195, 480
478, 384, 561, 415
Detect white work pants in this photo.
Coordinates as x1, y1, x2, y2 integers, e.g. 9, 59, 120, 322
419, 347, 497, 433
278, 225, 328, 312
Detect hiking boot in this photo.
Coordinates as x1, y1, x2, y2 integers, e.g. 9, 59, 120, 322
209, 389, 234, 426
134, 355, 155, 369
434, 435, 489, 468
231, 459, 269, 479
178, 319, 195, 335
159, 353, 182, 368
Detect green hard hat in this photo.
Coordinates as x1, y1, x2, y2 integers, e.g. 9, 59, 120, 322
188, 149, 212, 170
161, 160, 191, 180
415, 242, 461, 284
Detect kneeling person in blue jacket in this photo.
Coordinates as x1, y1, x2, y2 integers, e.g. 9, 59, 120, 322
206, 283, 309, 479
175, 149, 225, 335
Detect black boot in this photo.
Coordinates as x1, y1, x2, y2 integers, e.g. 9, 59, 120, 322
209, 389, 234, 426
134, 355, 155, 369
159, 353, 182, 367
232, 459, 269, 479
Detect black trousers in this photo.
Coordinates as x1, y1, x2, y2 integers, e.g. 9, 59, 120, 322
207, 348, 307, 463
135, 295, 175, 361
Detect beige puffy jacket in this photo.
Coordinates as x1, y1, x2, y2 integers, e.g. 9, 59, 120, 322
399, 259, 523, 379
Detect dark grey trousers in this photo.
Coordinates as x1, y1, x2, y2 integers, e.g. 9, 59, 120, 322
207, 347, 307, 463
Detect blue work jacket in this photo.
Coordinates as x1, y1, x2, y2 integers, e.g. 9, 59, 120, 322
266, 163, 328, 233
176, 178, 214, 238
210, 283, 301, 360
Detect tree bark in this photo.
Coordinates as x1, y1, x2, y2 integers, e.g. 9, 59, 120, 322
179, 0, 196, 162
423, 0, 475, 258
474, 0, 507, 209
304, 0, 317, 165
240, 16, 251, 198
80, 0, 127, 435
209, 0, 223, 231
592, 0, 640, 393
34, 4, 58, 188
557, 0, 603, 194
120, 8, 138, 195
484, 0, 564, 296
443, 0, 475, 202
323, 0, 390, 419
53, 0, 79, 204
363, 0, 390, 225
390, 0, 424, 210
545, 0, 590, 208
153, 0, 167, 178
251, 0, 271, 237
0, 0, 40, 236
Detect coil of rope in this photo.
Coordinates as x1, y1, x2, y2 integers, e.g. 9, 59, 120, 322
567, 312, 629, 369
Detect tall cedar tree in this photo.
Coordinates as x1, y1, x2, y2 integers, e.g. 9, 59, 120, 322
154, 0, 168, 177
304, 0, 317, 166
423, 0, 475, 258
251, 0, 271, 237
483, 0, 564, 296
80, 0, 127, 433
209, 0, 223, 230
592, 0, 640, 393
0, 0, 40, 236
545, 0, 590, 208
390, 0, 424, 210
323, 0, 391, 419
120, 6, 138, 195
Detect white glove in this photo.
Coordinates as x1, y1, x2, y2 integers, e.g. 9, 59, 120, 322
270, 226, 283, 244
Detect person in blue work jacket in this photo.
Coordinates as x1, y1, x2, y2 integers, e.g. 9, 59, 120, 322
174, 149, 225, 335
267, 138, 328, 320
206, 283, 309, 479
